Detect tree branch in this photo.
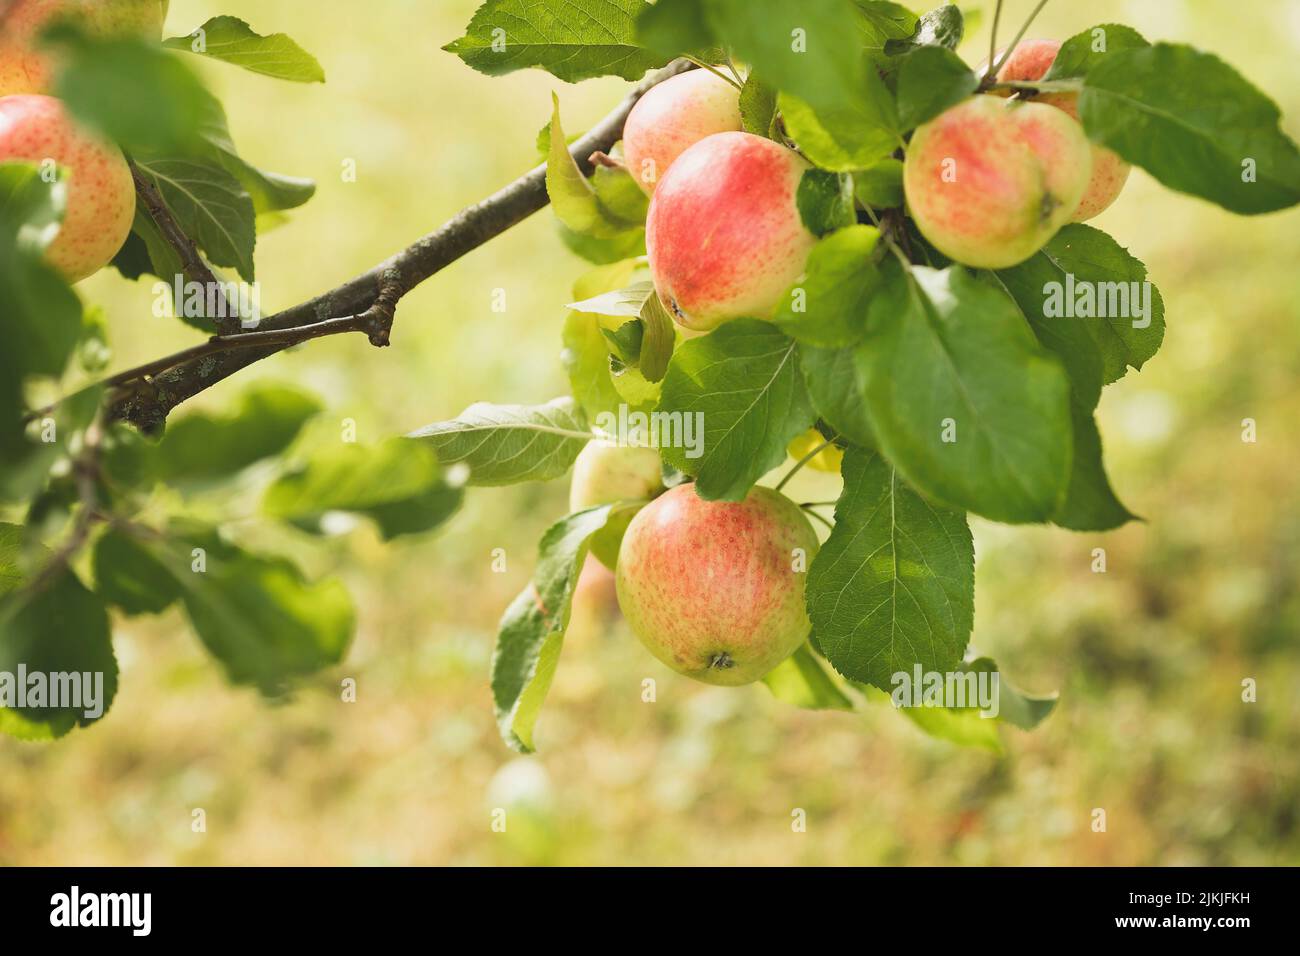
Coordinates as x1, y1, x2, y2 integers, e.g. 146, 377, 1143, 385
105, 59, 694, 432
130, 162, 240, 335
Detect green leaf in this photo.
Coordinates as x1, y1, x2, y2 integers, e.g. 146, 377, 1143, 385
0, 567, 117, 740
883, 3, 964, 54
139, 527, 353, 693
566, 281, 674, 381
636, 0, 717, 59
263, 438, 462, 540
894, 656, 1058, 751
49, 26, 210, 153
854, 1, 919, 49
164, 16, 326, 82
738, 71, 778, 138
444, 0, 669, 82
895, 45, 976, 131
0, 525, 29, 598
545, 95, 629, 240
807, 446, 973, 689
1053, 401, 1136, 531
196, 91, 316, 214
409, 397, 591, 487
763, 644, 854, 710
854, 158, 904, 208
493, 506, 613, 752
800, 345, 876, 448
773, 225, 881, 348
132, 155, 257, 282
707, 0, 882, 115
995, 223, 1165, 403
1079, 43, 1300, 214
150, 384, 321, 484
796, 169, 856, 237
657, 320, 814, 501
1044, 24, 1148, 81
93, 528, 182, 616
779, 87, 899, 171
855, 263, 1072, 523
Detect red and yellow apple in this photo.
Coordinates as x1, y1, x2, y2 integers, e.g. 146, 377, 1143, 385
615, 483, 818, 686
0, 93, 135, 281
622, 68, 742, 194
903, 95, 1091, 268
992, 38, 1130, 221
647, 131, 816, 330
0, 0, 169, 97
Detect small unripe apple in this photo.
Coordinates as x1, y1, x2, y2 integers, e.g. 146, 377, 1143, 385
570, 442, 664, 571
647, 131, 816, 330
0, 94, 135, 281
993, 38, 1131, 221
568, 442, 664, 512
0, 0, 169, 97
903, 95, 1091, 268
615, 483, 818, 686
622, 69, 742, 194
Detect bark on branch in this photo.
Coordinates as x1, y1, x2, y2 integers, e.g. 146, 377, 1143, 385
107, 59, 693, 432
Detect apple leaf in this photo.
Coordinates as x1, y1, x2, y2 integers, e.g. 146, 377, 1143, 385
854, 158, 904, 208
0, 565, 117, 741
131, 155, 257, 282
807, 446, 973, 689
738, 71, 778, 138
263, 438, 462, 540
657, 320, 815, 501
545, 95, 635, 240
164, 16, 326, 83
444, 0, 669, 82
796, 169, 856, 237
1079, 43, 1300, 213
895, 45, 977, 131
763, 644, 854, 710
995, 223, 1166, 405
774, 224, 881, 348
494, 505, 613, 752
883, 2, 964, 55
409, 397, 592, 487
780, 86, 900, 172
566, 281, 674, 382
854, 262, 1073, 524
1044, 24, 1149, 81
800, 345, 876, 448
1052, 400, 1137, 532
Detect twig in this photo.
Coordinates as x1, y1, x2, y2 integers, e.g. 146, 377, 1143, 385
24, 418, 104, 595
98, 59, 695, 432
985, 0, 1052, 89
682, 55, 743, 90
984, 0, 1005, 89
777, 439, 832, 493
130, 163, 240, 335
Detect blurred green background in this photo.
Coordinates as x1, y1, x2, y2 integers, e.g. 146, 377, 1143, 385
2, 0, 1298, 865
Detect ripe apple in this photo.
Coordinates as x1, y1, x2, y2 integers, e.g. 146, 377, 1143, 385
0, 94, 135, 281
647, 131, 816, 330
903, 95, 1092, 268
992, 38, 1131, 221
615, 483, 818, 686
0, 0, 169, 97
622, 68, 742, 194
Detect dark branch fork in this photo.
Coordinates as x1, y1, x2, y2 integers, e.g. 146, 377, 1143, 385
107, 59, 693, 432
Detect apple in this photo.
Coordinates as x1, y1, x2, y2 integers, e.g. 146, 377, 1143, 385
647, 131, 816, 330
622, 68, 742, 194
615, 483, 818, 686
0, 93, 135, 281
903, 95, 1092, 268
0, 0, 169, 97
991, 38, 1131, 221
570, 441, 664, 571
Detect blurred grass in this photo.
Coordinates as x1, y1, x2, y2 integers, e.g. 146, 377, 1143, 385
1, 0, 1298, 865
